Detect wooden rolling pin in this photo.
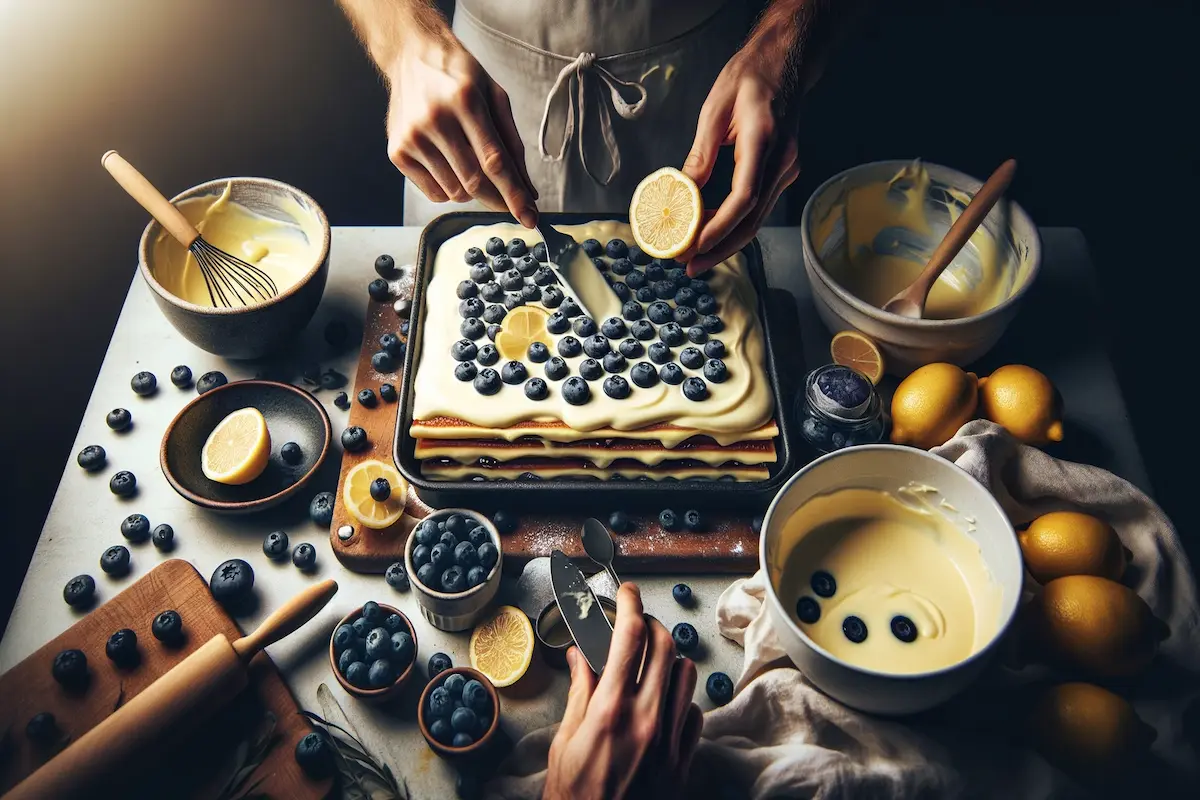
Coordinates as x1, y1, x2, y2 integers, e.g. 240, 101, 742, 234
4, 580, 338, 800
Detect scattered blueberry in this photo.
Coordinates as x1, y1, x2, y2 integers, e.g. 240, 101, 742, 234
461, 315, 491, 339
500, 270, 523, 292
210, 559, 255, 607
481, 281, 504, 302
309, 492, 335, 526
152, 523, 175, 551
618, 340, 644, 361
521, 283, 542, 302
106, 408, 132, 431
493, 510, 518, 534
120, 513, 150, 543
704, 359, 728, 383
796, 597, 821, 624
683, 509, 703, 532
130, 371, 157, 396
572, 316, 598, 338
52, 649, 88, 688
455, 362, 479, 382
659, 509, 680, 531
811, 571, 837, 598
109, 470, 137, 497
680, 347, 704, 369
279, 441, 303, 465
320, 369, 348, 390
645, 262, 666, 281
492, 254, 513, 273
603, 375, 630, 399
682, 376, 708, 401
333, 391, 351, 410
629, 361, 659, 388
292, 543, 317, 571
556, 336, 582, 359
100, 545, 131, 576
636, 286, 657, 303
341, 426, 368, 452
704, 339, 726, 359
295, 731, 336, 779
386, 562, 410, 591
370, 477, 391, 501
842, 616, 868, 643
152, 609, 184, 646
500, 361, 528, 385
106, 628, 139, 667
672, 583, 693, 605
579, 358, 603, 381
371, 351, 395, 372
168, 365, 193, 389
77, 444, 106, 472
560, 298, 582, 318
474, 367, 502, 396
379, 383, 398, 402
542, 286, 565, 307
659, 363, 684, 385
653, 280, 676, 300
581, 238, 603, 257
672, 622, 699, 653
26, 712, 58, 745
706, 672, 734, 706
368, 278, 391, 301
608, 511, 631, 534
460, 297, 486, 319
375, 253, 397, 277
380, 332, 405, 356
648, 342, 672, 365
63, 574, 96, 608
428, 652, 453, 678
891, 615, 917, 643
547, 312, 571, 335
563, 376, 591, 404
581, 335, 611, 360
506, 237, 528, 257
442, 565, 467, 593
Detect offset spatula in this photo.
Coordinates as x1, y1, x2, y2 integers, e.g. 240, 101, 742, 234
550, 549, 614, 674
536, 224, 623, 322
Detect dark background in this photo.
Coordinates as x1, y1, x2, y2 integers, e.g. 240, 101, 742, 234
1, 0, 1195, 630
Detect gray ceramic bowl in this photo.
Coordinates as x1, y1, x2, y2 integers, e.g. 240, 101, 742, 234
405, 509, 503, 632
801, 161, 1040, 374
137, 177, 330, 359
759, 445, 1022, 715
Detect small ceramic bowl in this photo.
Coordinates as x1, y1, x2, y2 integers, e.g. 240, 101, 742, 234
137, 177, 330, 359
328, 603, 419, 704
406, 509, 503, 632
160, 380, 331, 513
417, 667, 500, 758
759, 444, 1023, 715
535, 595, 618, 669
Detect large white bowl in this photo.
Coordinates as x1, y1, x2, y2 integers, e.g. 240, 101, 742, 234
759, 445, 1022, 715
801, 160, 1041, 374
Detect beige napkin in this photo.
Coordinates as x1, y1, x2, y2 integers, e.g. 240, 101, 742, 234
489, 421, 1200, 798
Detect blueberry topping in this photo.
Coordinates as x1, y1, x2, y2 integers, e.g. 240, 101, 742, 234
455, 361, 478, 382
500, 360, 528, 384
704, 339, 726, 359
608, 511, 631, 533
109, 470, 137, 497
696, 294, 719, 315
816, 367, 872, 409
459, 297, 485, 319
618, 338, 644, 359
341, 426, 368, 452
130, 370, 157, 396
170, 365, 193, 388
507, 237, 528, 257
547, 311, 571, 334
485, 236, 505, 256
560, 298, 582, 318
659, 322, 685, 346
483, 303, 507, 324
292, 542, 317, 570
612, 280, 633, 300
470, 262, 494, 282
630, 319, 656, 340
451, 339, 478, 362
706, 672, 734, 706
105, 628, 139, 667
659, 509, 680, 531
464, 246, 486, 265
672, 583, 693, 605
474, 368, 501, 395
673, 305, 698, 327
371, 351, 396, 372
682, 377, 708, 401
380, 383, 397, 402
683, 509, 703, 532
622, 300, 644, 321
545, 357, 569, 380
680, 347, 704, 369
524, 377, 549, 400
636, 286, 657, 303
528, 342, 550, 363
842, 616, 868, 643
605, 239, 628, 259
263, 530, 289, 559
592, 257, 608, 272
659, 363, 684, 385
521, 283, 541, 302
687, 325, 708, 344
643, 302, 668, 326
891, 615, 917, 643
77, 444, 106, 472
583, 334, 611, 358
152, 610, 184, 646
476, 343, 499, 366
457, 280, 478, 299
442, 565, 467, 593
542, 286, 565, 307
106, 408, 132, 431
368, 278, 391, 301
309, 492, 335, 526
654, 280, 676, 300
152, 523, 174, 551
610, 257, 633, 276
531, 241, 548, 261
333, 391, 351, 410
353, 389, 376, 411
533, 266, 556, 286
486, 324, 502, 341
603, 375, 630, 399
579, 359, 603, 381
500, 269, 524, 292
602, 352, 626, 373
517, 255, 538, 276
480, 281, 504, 302
582, 238, 603, 257
672, 622, 699, 653
601, 317, 627, 339
624, 270, 647, 291
491, 254, 513, 273
572, 316, 598, 337
52, 649, 89, 688
700, 314, 724, 333
370, 477, 391, 502
63, 574, 96, 608
704, 358, 728, 383
626, 361, 657, 388
648, 342, 672, 364
563, 376, 591, 405
811, 571, 837, 597
645, 263, 666, 281
796, 597, 821, 624
210, 559, 255, 607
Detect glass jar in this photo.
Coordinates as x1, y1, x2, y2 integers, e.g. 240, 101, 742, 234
796, 364, 887, 454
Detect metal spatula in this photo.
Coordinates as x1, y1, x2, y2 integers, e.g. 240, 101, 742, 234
536, 224, 622, 321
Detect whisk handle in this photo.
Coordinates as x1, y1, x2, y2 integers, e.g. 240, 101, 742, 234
102, 151, 200, 247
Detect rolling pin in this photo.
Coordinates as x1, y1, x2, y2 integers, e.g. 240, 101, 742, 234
4, 579, 338, 800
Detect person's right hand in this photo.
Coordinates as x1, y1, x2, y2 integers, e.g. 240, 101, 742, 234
384, 36, 538, 228
544, 583, 703, 800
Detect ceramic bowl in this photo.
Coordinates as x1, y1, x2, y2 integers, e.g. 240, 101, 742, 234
405, 509, 503, 632
328, 603, 419, 704
160, 380, 331, 513
137, 177, 330, 359
759, 444, 1022, 715
801, 160, 1041, 374
417, 667, 500, 758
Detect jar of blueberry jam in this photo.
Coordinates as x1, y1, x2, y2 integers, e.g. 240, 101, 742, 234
796, 365, 886, 454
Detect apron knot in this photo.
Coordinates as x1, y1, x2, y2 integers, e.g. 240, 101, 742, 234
538, 52, 648, 186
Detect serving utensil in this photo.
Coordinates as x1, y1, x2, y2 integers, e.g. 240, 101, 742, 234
536, 224, 622, 321
581, 517, 622, 586
550, 550, 614, 674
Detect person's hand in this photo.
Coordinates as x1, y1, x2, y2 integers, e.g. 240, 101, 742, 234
544, 583, 703, 800
384, 35, 538, 228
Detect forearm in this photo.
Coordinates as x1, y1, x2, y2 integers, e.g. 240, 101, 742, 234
746, 0, 869, 99
337, 0, 453, 74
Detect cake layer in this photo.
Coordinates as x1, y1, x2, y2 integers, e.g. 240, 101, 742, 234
422, 458, 771, 482
415, 436, 777, 468
411, 416, 780, 448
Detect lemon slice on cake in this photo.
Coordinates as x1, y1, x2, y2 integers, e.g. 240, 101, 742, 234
629, 166, 703, 260
201, 407, 271, 485
495, 305, 551, 362
469, 606, 535, 687
343, 458, 408, 530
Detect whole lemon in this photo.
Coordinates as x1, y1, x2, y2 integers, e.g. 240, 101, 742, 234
978, 364, 1064, 445
890, 363, 978, 449
1019, 511, 1129, 584
1028, 575, 1164, 678
1026, 682, 1155, 781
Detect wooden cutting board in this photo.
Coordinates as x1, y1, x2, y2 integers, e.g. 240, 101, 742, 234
0, 559, 331, 799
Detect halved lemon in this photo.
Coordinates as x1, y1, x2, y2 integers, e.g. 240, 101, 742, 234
469, 605, 534, 688
201, 407, 271, 485
342, 458, 408, 530
495, 305, 551, 362
629, 166, 703, 260
830, 330, 886, 384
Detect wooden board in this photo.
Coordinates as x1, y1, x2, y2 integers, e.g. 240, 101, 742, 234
0, 559, 331, 799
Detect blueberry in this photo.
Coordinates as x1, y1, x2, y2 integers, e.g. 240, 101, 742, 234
507, 237, 528, 257
647, 301, 673, 325
333, 624, 356, 653
524, 377, 549, 400
417, 562, 437, 587
619, 362, 655, 391
666, 266, 687, 285
520, 341, 550, 365
673, 305, 698, 327
279, 441, 303, 466
109, 470, 137, 497
751, 516, 764, 534
25, 712, 58, 745
351, 618, 371, 638
465, 247, 486, 265
454, 541, 480, 568
706, 672, 734, 706
428, 652, 453, 678
321, 369, 349, 391
493, 510, 518, 534
390, 631, 415, 667
379, 383, 398, 402
504, 292, 526, 309
542, 286, 565, 307
623, 243, 647, 265
462, 679, 490, 715
100, 544, 131, 576
446, 514, 470, 538
614, 258, 637, 277
659, 363, 684, 385
370, 477, 391, 501
816, 368, 872, 409
842, 616, 868, 643
682, 376, 708, 401
583, 334, 611, 359
167, 364, 193, 389
467, 565, 487, 587
672, 622, 699, 653
295, 732, 336, 779
704, 340, 726, 359
368, 278, 391, 301
811, 571, 837, 598
485, 236, 505, 256
130, 371, 157, 396
680, 347, 704, 369
672, 583, 692, 605
371, 351, 395, 372
603, 375, 630, 399
379, 332, 406, 357
572, 316, 598, 338
365, 627, 390, 661
77, 444, 106, 472
451, 706, 479, 734
891, 615, 918, 643
608, 511, 631, 533
468, 525, 490, 548
477, 541, 499, 570
470, 263, 494, 285
553, 337, 581, 361
474, 368, 501, 396
341, 426, 368, 452
683, 509, 703, 532
292, 543, 317, 571
544, 312, 570, 337
480, 281, 504, 302
521, 283, 542, 302
430, 543, 453, 571
106, 408, 132, 431
544, 357, 569, 381
100, 628, 139, 669
530, 241, 548, 262
152, 609, 184, 646
645, 262, 666, 281
415, 520, 439, 547
696, 294, 718, 315
659, 322, 685, 346
452, 732, 475, 748
602, 352, 626, 374
384, 613, 405, 633
333, 391, 351, 410
460, 297, 486, 319
563, 376, 591, 404
442, 565, 467, 593
52, 649, 88, 688
456, 279, 479, 300
309, 492, 335, 526
63, 574, 96, 608
796, 597, 821, 624
704, 359, 728, 383
338, 646, 359, 674
443, 673, 467, 697
210, 559, 254, 607
518, 255, 539, 277
501, 361, 528, 384
579, 359, 603, 381
700, 314, 724, 334
560, 298, 582, 318
476, 344, 499, 366
618, 301, 643, 323
151, 523, 175, 551
687, 325, 708, 344
362, 600, 383, 625
500, 269, 524, 291
582, 238, 603, 257
491, 254, 513, 273
636, 286, 657, 303
648, 342, 672, 364
654, 280, 676, 300
345, 661, 370, 688
627, 322, 654, 345
430, 718, 453, 744
357, 388, 378, 410
601, 317, 627, 339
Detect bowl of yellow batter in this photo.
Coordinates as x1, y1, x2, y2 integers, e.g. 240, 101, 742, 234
759, 444, 1023, 715
801, 160, 1040, 374
138, 177, 330, 359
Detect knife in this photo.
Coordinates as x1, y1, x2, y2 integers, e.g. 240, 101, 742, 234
550, 548, 614, 674
536, 224, 623, 322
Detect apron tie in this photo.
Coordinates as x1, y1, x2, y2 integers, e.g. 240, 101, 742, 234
538, 52, 648, 186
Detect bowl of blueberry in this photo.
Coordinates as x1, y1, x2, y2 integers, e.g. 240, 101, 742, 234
328, 600, 418, 704
405, 510, 503, 632
417, 666, 500, 758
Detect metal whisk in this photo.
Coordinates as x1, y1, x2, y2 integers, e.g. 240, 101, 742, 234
102, 151, 279, 307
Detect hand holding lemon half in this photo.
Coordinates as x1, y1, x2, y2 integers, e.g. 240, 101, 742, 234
630, 167, 702, 261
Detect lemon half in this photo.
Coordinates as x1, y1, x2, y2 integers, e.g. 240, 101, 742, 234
469, 605, 534, 687
343, 458, 408, 530
495, 305, 551, 363
201, 407, 271, 485
629, 167, 702, 260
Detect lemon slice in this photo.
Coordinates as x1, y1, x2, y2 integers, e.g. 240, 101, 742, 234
469, 605, 534, 688
629, 166, 703, 260
495, 306, 551, 362
830, 330, 886, 384
201, 407, 271, 485
342, 458, 408, 530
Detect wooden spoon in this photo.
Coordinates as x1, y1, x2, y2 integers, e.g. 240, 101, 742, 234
881, 159, 1017, 319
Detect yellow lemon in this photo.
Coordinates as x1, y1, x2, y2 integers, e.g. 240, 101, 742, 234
829, 330, 885, 384
1027, 575, 1166, 678
1019, 511, 1129, 584
495, 305, 551, 363
201, 407, 270, 485
978, 364, 1064, 445
629, 167, 703, 260
342, 458, 407, 530
469, 605, 534, 688
889, 363, 978, 449
1026, 682, 1155, 782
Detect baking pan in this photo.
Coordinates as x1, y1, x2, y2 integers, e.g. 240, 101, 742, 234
394, 212, 800, 511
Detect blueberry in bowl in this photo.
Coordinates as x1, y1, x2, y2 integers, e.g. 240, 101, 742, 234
406, 509, 504, 632
418, 666, 500, 758
329, 601, 418, 704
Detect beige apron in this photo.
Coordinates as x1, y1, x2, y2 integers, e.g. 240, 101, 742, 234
403, 0, 752, 224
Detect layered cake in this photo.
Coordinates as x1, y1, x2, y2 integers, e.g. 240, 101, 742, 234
409, 221, 778, 481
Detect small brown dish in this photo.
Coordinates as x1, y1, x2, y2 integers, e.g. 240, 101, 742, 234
161, 380, 331, 514
417, 667, 500, 758
328, 603, 419, 705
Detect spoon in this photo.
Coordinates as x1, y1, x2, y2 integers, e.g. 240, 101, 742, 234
881, 158, 1017, 319
581, 517, 622, 586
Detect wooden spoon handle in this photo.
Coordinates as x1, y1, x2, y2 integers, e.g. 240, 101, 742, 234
233, 579, 338, 660
101, 150, 201, 247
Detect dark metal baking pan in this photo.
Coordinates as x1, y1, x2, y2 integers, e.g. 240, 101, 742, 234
394, 212, 801, 511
